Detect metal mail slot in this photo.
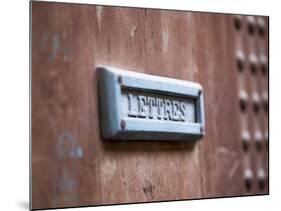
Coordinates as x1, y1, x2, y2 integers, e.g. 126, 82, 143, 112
97, 66, 205, 141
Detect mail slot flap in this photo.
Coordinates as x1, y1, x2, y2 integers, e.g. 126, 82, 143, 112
97, 66, 205, 141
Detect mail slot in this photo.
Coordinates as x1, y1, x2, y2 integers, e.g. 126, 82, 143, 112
97, 66, 205, 141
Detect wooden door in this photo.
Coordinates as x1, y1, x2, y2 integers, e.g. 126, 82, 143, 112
31, 1, 269, 209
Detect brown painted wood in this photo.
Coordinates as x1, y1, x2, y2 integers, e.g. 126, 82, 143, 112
31, 2, 269, 209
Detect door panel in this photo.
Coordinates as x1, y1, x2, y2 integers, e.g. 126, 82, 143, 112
31, 2, 269, 209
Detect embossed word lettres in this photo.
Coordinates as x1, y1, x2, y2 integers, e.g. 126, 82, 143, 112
98, 66, 205, 141
127, 93, 186, 121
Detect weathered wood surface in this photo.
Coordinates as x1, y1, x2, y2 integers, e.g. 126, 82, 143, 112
31, 2, 268, 209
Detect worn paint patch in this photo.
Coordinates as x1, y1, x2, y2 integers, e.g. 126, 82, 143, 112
55, 131, 83, 205
39, 33, 71, 62
229, 160, 240, 179
216, 147, 239, 180
101, 158, 117, 181
130, 25, 137, 38
58, 167, 78, 193
162, 23, 169, 53
56, 132, 83, 159
217, 147, 236, 157
96, 6, 103, 30
40, 32, 49, 49
143, 180, 156, 199
49, 34, 60, 62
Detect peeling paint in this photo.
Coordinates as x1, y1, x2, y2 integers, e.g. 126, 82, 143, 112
143, 180, 155, 199
40, 32, 49, 49
162, 23, 169, 53
101, 159, 117, 181
61, 47, 72, 62
41, 33, 71, 62
229, 160, 239, 179
96, 6, 103, 30
49, 34, 60, 62
55, 131, 82, 204
58, 167, 78, 193
217, 147, 236, 158
217, 147, 229, 155
56, 131, 83, 159
130, 25, 137, 38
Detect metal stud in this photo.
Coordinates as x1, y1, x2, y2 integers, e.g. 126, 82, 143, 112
242, 130, 251, 151
234, 15, 243, 31
265, 130, 268, 142
257, 168, 266, 190
252, 92, 260, 112
244, 168, 253, 191
239, 90, 248, 111
260, 55, 268, 75
265, 130, 269, 147
249, 54, 258, 74
247, 16, 255, 35
257, 17, 265, 37
236, 51, 245, 72
262, 91, 268, 111
254, 130, 263, 151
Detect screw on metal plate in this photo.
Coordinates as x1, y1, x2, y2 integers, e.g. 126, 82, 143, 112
120, 119, 126, 130
252, 92, 260, 112
234, 15, 243, 31
244, 168, 253, 191
247, 16, 255, 35
254, 130, 263, 151
249, 54, 258, 74
242, 130, 251, 151
117, 75, 123, 84
239, 90, 248, 111
236, 51, 245, 72
257, 168, 266, 190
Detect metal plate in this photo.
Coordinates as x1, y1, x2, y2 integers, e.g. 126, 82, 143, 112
97, 66, 205, 141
